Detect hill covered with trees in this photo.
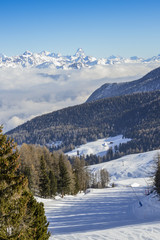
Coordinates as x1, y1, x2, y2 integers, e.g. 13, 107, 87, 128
86, 66, 160, 102
19, 144, 90, 197
7, 90, 160, 155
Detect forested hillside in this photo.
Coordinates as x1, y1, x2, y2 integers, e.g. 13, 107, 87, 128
19, 144, 90, 197
87, 66, 160, 102
7, 90, 160, 154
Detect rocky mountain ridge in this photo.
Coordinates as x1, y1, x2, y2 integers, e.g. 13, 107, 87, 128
1, 48, 160, 69
87, 66, 160, 102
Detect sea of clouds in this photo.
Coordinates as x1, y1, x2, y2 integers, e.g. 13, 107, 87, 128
0, 62, 159, 132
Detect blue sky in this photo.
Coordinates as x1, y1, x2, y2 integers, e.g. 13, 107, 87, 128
1, 0, 160, 58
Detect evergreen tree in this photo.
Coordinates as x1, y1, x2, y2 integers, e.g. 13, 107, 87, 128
74, 174, 80, 194
58, 154, 71, 197
49, 170, 57, 197
73, 157, 89, 193
39, 156, 50, 198
73, 157, 81, 193
23, 165, 33, 191
154, 154, 160, 195
25, 195, 50, 240
0, 126, 50, 239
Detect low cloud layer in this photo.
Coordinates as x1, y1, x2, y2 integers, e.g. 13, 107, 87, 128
0, 62, 159, 132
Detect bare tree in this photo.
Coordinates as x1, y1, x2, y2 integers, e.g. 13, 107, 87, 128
100, 169, 109, 188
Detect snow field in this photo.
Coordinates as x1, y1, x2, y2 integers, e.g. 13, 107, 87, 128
88, 149, 159, 183
66, 135, 131, 157
38, 149, 160, 239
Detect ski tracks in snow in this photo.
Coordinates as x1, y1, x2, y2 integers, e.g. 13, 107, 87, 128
39, 184, 160, 239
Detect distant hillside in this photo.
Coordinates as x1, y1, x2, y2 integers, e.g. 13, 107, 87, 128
7, 91, 160, 154
86, 67, 160, 102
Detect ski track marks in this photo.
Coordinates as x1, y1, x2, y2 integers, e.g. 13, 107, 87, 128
40, 186, 160, 239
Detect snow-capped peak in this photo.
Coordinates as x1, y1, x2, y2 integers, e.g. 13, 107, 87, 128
75, 48, 85, 57
23, 50, 32, 56
1, 49, 160, 70
108, 55, 123, 60
130, 56, 140, 60
40, 50, 52, 56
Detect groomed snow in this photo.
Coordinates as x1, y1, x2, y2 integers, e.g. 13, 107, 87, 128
37, 149, 160, 239
89, 149, 158, 182
66, 135, 131, 157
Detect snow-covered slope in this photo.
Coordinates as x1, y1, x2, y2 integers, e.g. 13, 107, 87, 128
66, 135, 131, 157
1, 49, 160, 69
67, 135, 158, 184
89, 150, 159, 184
39, 149, 160, 240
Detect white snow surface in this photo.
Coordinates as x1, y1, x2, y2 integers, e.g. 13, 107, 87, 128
66, 135, 131, 157
37, 149, 160, 240
88, 150, 158, 182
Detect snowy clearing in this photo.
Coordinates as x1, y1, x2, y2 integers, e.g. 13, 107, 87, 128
66, 135, 131, 157
38, 149, 160, 239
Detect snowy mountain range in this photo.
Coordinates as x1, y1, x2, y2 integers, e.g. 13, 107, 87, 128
1, 48, 160, 69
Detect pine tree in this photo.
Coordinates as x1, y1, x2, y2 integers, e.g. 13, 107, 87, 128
73, 157, 89, 193
39, 156, 50, 198
0, 126, 50, 239
154, 154, 160, 195
23, 165, 33, 191
25, 195, 50, 240
73, 157, 81, 193
49, 170, 57, 197
58, 154, 71, 197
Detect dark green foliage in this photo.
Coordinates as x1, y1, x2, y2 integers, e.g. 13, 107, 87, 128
22, 166, 33, 190
0, 126, 50, 239
26, 196, 50, 240
154, 154, 160, 196
49, 170, 57, 197
39, 156, 50, 198
58, 155, 71, 197
19, 146, 87, 197
74, 174, 80, 195
73, 157, 89, 193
